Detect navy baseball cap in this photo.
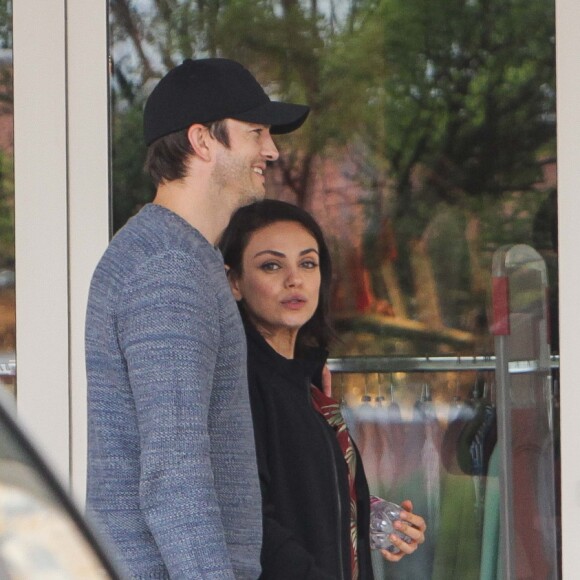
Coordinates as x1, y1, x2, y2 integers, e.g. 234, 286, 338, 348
143, 58, 310, 145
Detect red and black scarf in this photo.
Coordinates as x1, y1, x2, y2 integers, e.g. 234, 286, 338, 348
310, 386, 359, 580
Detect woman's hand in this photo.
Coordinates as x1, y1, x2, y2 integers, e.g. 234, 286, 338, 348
379, 500, 426, 562
322, 364, 332, 396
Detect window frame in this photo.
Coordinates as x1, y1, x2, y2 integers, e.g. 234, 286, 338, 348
12, 0, 580, 575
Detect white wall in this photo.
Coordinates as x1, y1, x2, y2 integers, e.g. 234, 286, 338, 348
13, 0, 70, 484
556, 0, 580, 576
12, 0, 109, 498
66, 0, 110, 504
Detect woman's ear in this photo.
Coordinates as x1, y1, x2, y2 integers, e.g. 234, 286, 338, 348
225, 266, 244, 302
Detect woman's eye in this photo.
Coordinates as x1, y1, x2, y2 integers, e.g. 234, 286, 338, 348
260, 262, 280, 272
301, 260, 319, 269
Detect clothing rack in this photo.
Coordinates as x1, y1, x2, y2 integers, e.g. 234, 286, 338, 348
327, 354, 559, 375
0, 354, 560, 378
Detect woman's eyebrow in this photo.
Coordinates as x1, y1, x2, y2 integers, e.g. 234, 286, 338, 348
253, 249, 285, 258
253, 248, 319, 258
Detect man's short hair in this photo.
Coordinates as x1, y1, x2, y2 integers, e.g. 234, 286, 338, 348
144, 120, 230, 187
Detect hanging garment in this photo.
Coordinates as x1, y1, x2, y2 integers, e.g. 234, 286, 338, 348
510, 407, 555, 579
376, 399, 404, 496
352, 397, 382, 492
466, 403, 497, 529
432, 469, 482, 580
479, 444, 500, 580
421, 415, 442, 537
434, 394, 485, 580
441, 400, 477, 475
379, 394, 438, 580
537, 433, 559, 575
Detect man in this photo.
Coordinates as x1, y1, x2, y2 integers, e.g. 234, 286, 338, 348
85, 58, 309, 579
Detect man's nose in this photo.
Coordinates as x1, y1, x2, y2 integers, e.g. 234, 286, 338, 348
262, 131, 279, 161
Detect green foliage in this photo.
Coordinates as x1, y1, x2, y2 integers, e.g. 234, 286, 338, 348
111, 0, 555, 211
0, 150, 14, 267
109, 0, 557, 351
0, 0, 11, 50
111, 103, 154, 232
344, 0, 555, 212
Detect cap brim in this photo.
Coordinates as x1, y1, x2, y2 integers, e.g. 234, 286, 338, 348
231, 101, 310, 134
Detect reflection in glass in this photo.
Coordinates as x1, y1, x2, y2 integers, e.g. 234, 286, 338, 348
108, 1, 559, 578
0, 0, 14, 398
109, 0, 557, 359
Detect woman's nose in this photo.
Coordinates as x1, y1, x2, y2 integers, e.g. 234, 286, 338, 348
285, 269, 302, 287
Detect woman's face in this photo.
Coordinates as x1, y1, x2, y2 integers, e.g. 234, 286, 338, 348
228, 220, 321, 355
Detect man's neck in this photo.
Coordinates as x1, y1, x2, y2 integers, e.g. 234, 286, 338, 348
153, 178, 224, 245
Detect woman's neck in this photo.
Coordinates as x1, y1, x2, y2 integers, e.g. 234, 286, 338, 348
249, 319, 298, 359
264, 334, 296, 359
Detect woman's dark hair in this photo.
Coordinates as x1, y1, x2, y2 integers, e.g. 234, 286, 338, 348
144, 120, 229, 186
218, 199, 334, 353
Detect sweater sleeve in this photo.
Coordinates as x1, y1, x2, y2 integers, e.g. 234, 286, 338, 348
117, 250, 235, 579
248, 381, 336, 580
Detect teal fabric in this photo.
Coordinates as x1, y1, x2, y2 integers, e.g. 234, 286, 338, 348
480, 445, 500, 580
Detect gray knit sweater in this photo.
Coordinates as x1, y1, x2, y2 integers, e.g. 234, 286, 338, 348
85, 204, 262, 579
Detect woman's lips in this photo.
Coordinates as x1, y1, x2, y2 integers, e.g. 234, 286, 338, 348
281, 297, 306, 310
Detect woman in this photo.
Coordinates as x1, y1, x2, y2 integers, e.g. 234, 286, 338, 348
219, 199, 426, 580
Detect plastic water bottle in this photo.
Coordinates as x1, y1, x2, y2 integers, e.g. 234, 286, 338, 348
369, 496, 412, 552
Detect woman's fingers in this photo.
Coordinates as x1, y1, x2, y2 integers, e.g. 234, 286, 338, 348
397, 510, 426, 542
380, 547, 405, 562
380, 499, 427, 562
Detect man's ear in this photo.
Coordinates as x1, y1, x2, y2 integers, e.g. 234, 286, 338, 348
187, 124, 213, 161
225, 266, 243, 301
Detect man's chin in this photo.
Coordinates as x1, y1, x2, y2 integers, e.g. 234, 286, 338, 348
239, 190, 266, 207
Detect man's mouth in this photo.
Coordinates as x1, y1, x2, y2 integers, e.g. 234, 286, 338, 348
253, 167, 264, 176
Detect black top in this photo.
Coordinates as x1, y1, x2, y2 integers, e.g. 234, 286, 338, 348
244, 321, 374, 580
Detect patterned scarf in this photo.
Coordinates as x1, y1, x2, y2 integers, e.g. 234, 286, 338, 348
310, 386, 359, 580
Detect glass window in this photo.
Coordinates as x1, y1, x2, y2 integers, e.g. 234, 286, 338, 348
0, 0, 14, 398
109, 0, 557, 360
108, 1, 559, 577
